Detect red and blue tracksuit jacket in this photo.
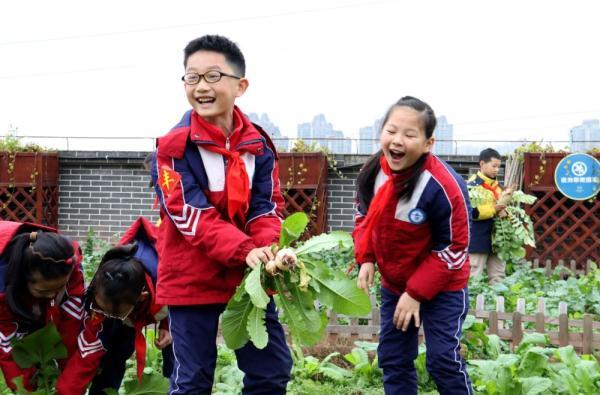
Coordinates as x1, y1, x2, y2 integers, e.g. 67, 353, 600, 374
353, 154, 472, 301
0, 220, 84, 391
56, 217, 168, 395
151, 108, 284, 305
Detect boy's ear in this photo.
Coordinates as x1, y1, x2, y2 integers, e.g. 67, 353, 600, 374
236, 78, 249, 98
479, 160, 485, 168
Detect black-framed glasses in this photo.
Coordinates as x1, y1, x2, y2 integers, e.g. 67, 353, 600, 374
181, 71, 241, 85
90, 301, 135, 321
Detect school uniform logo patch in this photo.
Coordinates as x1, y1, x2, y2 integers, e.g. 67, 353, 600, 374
158, 166, 181, 196
408, 208, 427, 224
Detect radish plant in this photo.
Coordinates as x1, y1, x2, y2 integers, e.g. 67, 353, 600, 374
221, 212, 372, 349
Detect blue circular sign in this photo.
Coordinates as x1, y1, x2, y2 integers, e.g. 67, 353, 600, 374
554, 153, 600, 200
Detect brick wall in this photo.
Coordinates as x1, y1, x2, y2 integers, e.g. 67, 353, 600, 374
59, 151, 158, 242
58, 151, 487, 241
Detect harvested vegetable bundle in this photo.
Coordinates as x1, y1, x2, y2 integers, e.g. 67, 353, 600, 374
469, 188, 537, 264
221, 212, 372, 349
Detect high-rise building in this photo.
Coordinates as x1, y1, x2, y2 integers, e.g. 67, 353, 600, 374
296, 114, 351, 153
433, 116, 454, 155
570, 120, 600, 152
358, 118, 382, 154
247, 112, 289, 152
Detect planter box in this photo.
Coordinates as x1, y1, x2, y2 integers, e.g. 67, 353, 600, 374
522, 152, 599, 267
0, 152, 60, 227
278, 152, 328, 236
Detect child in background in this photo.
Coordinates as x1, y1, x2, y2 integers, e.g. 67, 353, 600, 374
354, 96, 473, 395
468, 148, 512, 285
152, 34, 291, 394
0, 220, 84, 391
55, 217, 172, 395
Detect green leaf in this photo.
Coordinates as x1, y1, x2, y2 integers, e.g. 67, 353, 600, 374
221, 291, 254, 350
244, 262, 269, 309
311, 275, 372, 316
246, 306, 268, 349
518, 348, 548, 377
295, 231, 353, 256
121, 372, 170, 394
273, 278, 325, 346
518, 377, 552, 395
555, 346, 579, 371
279, 212, 309, 247
11, 324, 66, 369
516, 333, 549, 354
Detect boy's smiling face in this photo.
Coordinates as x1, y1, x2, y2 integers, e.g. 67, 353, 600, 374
184, 50, 248, 132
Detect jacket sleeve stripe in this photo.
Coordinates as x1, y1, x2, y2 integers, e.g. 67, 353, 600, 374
155, 148, 213, 237
429, 159, 470, 270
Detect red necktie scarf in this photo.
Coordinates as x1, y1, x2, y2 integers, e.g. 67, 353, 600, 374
192, 110, 250, 223
357, 155, 396, 263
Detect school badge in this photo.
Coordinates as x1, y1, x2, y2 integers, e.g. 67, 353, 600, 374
408, 208, 427, 224
158, 166, 181, 196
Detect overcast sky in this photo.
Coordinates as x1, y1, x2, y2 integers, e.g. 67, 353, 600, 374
1, 0, 599, 151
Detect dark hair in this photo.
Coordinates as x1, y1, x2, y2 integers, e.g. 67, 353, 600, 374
85, 244, 145, 312
356, 96, 436, 210
183, 35, 246, 76
4, 232, 75, 324
479, 148, 501, 163
144, 152, 154, 188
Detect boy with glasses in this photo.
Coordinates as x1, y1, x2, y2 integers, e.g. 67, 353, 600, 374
151, 35, 291, 394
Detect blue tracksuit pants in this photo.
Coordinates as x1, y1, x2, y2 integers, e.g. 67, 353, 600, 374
378, 287, 473, 395
168, 299, 292, 395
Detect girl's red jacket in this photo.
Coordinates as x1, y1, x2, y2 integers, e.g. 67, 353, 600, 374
353, 154, 472, 301
0, 220, 84, 391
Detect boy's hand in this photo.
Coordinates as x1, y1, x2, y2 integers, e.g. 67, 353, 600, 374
393, 292, 421, 331
357, 262, 375, 294
494, 204, 506, 212
246, 246, 275, 269
155, 328, 172, 349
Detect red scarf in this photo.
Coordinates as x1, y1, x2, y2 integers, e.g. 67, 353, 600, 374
356, 155, 413, 263
192, 109, 250, 223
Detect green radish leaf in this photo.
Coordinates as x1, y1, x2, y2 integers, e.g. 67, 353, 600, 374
246, 306, 268, 349
221, 290, 254, 350
121, 372, 170, 394
279, 212, 309, 248
310, 274, 371, 316
518, 377, 552, 395
273, 278, 324, 346
295, 231, 353, 256
245, 262, 269, 309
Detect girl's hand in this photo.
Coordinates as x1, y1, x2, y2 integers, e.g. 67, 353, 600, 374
245, 246, 275, 269
393, 292, 421, 331
357, 262, 375, 294
155, 328, 172, 349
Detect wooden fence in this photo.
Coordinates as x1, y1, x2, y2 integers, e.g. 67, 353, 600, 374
314, 287, 600, 354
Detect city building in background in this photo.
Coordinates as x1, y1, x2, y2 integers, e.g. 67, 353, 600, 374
570, 119, 600, 152
247, 112, 289, 152
296, 114, 352, 153
358, 118, 382, 154
433, 116, 454, 155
